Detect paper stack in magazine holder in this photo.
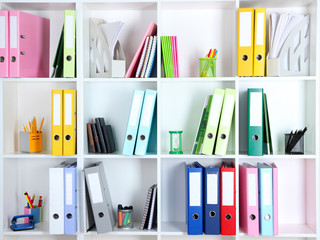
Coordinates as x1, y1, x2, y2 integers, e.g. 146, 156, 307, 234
267, 15, 310, 76
89, 18, 126, 78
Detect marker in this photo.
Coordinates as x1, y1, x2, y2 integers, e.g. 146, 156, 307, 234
38, 196, 42, 207
24, 192, 34, 209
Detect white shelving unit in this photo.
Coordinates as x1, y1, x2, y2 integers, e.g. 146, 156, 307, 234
0, 0, 319, 240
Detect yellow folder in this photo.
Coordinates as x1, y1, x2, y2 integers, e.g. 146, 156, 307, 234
52, 90, 63, 155
63, 89, 77, 155
238, 8, 254, 76
63, 10, 76, 78
253, 8, 266, 76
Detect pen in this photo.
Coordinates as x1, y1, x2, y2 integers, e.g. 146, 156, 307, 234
38, 196, 42, 207
31, 194, 35, 204
39, 118, 44, 133
24, 192, 34, 209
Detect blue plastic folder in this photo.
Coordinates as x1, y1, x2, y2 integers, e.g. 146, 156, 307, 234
258, 163, 273, 236
122, 90, 145, 155
186, 162, 203, 235
64, 162, 77, 234
204, 166, 220, 235
134, 89, 157, 155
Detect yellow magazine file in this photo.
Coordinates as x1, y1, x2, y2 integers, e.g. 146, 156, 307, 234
52, 90, 63, 155
63, 89, 77, 155
238, 8, 254, 76
253, 8, 266, 76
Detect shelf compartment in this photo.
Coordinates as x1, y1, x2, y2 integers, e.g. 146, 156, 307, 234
2, 158, 77, 232
160, 1, 237, 77
159, 81, 236, 155
0, 2, 76, 78
239, 80, 316, 155
239, 158, 317, 236
3, 81, 77, 155
83, 81, 157, 155
82, 2, 157, 78
161, 157, 235, 231
83, 158, 157, 235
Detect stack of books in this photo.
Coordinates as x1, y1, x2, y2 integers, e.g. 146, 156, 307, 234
161, 36, 179, 78
87, 118, 115, 154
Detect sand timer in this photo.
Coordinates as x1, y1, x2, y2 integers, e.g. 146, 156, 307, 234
169, 131, 183, 154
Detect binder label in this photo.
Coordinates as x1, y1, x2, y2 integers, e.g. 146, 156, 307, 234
250, 92, 262, 126
208, 94, 223, 126
10, 16, 17, 48
64, 94, 72, 125
262, 172, 272, 205
65, 173, 73, 205
0, 16, 5, 48
207, 173, 218, 204
239, 12, 252, 47
87, 173, 103, 204
141, 94, 155, 127
53, 94, 61, 125
256, 12, 265, 45
65, 16, 74, 48
129, 93, 142, 126
222, 172, 234, 206
189, 172, 201, 206
220, 94, 234, 127
248, 173, 257, 206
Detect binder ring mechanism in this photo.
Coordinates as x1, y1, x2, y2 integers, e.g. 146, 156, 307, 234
192, 213, 199, 220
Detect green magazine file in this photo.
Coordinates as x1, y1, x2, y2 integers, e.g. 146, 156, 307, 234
247, 88, 264, 156
201, 88, 225, 155
214, 88, 236, 156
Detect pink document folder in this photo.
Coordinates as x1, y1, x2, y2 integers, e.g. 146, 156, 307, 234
239, 163, 259, 236
0, 11, 9, 77
125, 21, 157, 78
9, 11, 50, 78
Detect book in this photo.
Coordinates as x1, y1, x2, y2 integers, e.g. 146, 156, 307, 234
91, 121, 101, 153
145, 37, 157, 78
147, 185, 157, 230
140, 184, 156, 230
87, 123, 95, 153
135, 36, 150, 78
140, 36, 154, 77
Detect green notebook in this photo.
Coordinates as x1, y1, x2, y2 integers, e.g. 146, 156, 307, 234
52, 27, 64, 78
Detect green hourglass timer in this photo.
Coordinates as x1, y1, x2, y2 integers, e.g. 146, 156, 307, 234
169, 131, 183, 154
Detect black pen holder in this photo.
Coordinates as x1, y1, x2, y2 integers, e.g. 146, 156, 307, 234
285, 134, 304, 154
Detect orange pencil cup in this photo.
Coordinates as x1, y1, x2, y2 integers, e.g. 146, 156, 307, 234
19, 131, 42, 153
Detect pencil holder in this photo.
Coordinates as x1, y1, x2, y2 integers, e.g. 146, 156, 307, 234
199, 58, 216, 77
19, 131, 42, 153
285, 133, 304, 154
118, 208, 133, 229
24, 206, 41, 224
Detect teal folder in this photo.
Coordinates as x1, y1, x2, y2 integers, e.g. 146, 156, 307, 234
248, 88, 264, 156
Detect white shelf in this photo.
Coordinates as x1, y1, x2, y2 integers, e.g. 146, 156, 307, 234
0, 0, 319, 240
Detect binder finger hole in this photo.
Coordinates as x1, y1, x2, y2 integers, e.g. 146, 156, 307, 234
250, 214, 256, 220
209, 211, 216, 218
67, 213, 72, 219
67, 55, 72, 61
54, 134, 60, 141
53, 214, 59, 220
11, 56, 16, 62
127, 135, 133, 140
221, 134, 226, 139
242, 55, 248, 61
207, 133, 213, 139
0, 56, 4, 63
256, 54, 263, 61
192, 214, 199, 220
264, 214, 271, 221
140, 135, 145, 141
98, 212, 104, 218
225, 214, 232, 220
252, 135, 259, 141
65, 135, 71, 141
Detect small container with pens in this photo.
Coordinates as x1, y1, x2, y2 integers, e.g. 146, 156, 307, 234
285, 126, 308, 154
20, 117, 44, 153
118, 204, 133, 229
24, 192, 42, 224
200, 48, 217, 77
